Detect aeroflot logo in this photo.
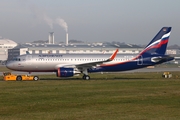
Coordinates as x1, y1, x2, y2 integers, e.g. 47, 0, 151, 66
38, 55, 63, 57
163, 28, 167, 31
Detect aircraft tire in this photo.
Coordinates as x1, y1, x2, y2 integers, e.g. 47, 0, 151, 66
85, 75, 90, 80
33, 76, 39, 81
83, 75, 90, 80
16, 76, 22, 81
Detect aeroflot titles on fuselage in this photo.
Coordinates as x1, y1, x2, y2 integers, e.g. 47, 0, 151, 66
38, 55, 63, 57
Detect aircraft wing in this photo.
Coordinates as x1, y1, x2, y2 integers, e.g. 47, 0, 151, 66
76, 49, 118, 69
62, 49, 118, 69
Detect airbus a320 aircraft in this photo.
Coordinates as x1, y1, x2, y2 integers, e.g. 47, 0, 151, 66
6, 27, 174, 80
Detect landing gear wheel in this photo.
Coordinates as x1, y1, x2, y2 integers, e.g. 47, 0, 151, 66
33, 76, 39, 81
16, 76, 22, 81
83, 75, 90, 80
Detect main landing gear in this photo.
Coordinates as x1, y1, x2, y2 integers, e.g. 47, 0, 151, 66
82, 68, 90, 80
82, 74, 90, 80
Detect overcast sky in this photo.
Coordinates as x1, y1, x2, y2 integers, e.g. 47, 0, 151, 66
0, 0, 179, 45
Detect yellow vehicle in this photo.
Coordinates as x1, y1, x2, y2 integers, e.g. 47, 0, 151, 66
162, 72, 172, 78
3, 72, 39, 81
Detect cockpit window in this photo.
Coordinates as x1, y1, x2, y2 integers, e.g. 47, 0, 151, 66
12, 58, 21, 61
13, 58, 15, 61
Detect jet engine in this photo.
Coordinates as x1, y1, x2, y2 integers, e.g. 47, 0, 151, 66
56, 67, 80, 77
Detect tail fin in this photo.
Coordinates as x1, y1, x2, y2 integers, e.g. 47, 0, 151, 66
139, 27, 171, 57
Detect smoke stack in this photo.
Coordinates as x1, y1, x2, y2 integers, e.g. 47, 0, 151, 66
66, 33, 68, 45
49, 32, 54, 44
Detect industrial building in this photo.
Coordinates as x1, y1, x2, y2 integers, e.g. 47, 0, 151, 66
1, 32, 142, 61
0, 38, 17, 62
7, 43, 143, 60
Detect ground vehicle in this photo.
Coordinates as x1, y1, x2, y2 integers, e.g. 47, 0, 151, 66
3, 72, 39, 81
162, 72, 172, 78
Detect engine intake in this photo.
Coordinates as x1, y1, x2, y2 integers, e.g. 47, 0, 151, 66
56, 68, 74, 77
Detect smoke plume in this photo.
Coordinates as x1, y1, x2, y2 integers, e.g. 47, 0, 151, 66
43, 14, 53, 29
22, 1, 54, 29
56, 18, 68, 32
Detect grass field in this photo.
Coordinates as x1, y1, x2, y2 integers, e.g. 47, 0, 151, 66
0, 71, 180, 120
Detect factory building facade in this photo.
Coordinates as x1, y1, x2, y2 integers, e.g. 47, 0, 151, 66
7, 43, 143, 60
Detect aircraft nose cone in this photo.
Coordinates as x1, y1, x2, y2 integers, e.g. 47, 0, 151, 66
6, 62, 13, 70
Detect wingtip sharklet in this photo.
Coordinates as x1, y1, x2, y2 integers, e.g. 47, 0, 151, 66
109, 49, 119, 61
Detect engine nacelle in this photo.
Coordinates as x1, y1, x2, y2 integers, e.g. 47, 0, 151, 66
56, 68, 74, 77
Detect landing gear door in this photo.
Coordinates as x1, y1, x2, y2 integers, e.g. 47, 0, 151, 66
26, 55, 32, 65
137, 55, 143, 65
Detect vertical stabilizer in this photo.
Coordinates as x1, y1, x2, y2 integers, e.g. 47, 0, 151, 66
139, 27, 171, 57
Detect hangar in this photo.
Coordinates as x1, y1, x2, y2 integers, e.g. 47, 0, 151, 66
7, 43, 143, 60
0, 38, 17, 62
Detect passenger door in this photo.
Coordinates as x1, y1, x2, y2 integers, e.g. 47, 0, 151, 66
137, 55, 143, 65
26, 55, 32, 65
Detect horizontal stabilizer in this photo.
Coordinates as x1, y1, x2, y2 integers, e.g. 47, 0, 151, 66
151, 55, 174, 63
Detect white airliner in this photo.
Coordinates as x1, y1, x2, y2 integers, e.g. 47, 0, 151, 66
6, 27, 174, 80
